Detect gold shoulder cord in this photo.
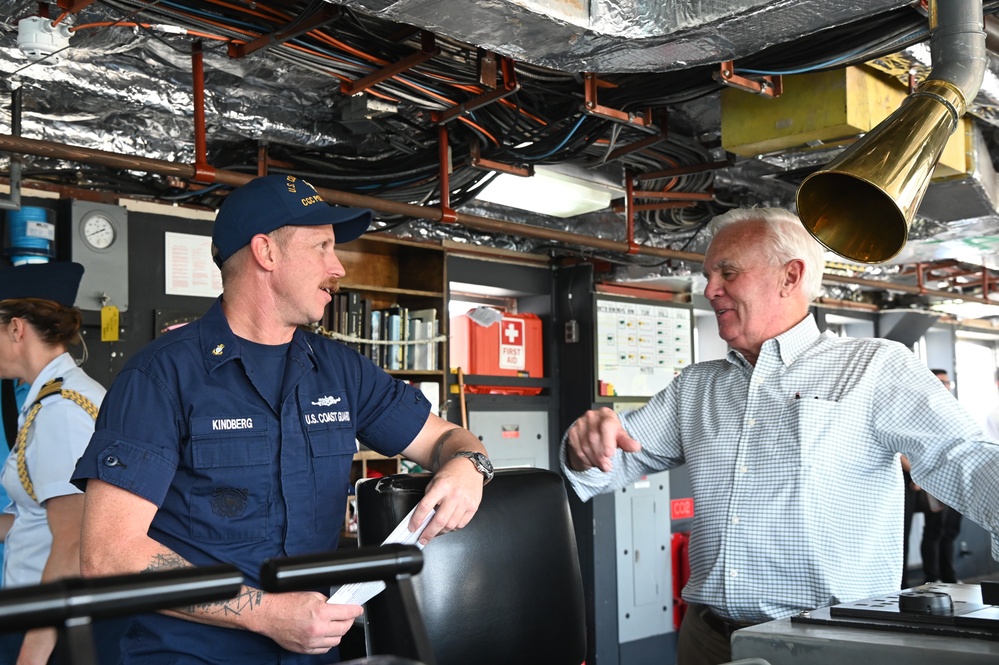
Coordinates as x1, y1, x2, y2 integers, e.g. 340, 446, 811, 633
15, 378, 99, 503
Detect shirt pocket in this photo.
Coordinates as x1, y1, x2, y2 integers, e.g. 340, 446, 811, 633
188, 414, 272, 542
301, 391, 356, 533
778, 397, 843, 468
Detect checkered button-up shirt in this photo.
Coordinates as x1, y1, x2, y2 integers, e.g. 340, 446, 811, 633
564, 315, 999, 623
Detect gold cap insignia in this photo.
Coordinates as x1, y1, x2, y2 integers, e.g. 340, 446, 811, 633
212, 343, 225, 356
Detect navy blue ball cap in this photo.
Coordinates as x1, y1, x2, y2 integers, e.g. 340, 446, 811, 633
0, 261, 84, 308
211, 174, 372, 266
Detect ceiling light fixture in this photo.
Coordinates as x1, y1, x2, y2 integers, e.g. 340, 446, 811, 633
474, 165, 622, 218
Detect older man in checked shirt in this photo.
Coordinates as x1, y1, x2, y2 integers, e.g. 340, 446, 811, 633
562, 207, 999, 665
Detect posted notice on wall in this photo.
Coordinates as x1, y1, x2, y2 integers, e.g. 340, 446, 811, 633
596, 297, 693, 398
165, 232, 223, 298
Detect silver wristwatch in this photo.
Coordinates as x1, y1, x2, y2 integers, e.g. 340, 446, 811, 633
452, 451, 494, 484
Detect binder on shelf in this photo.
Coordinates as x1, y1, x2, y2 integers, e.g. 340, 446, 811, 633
383, 306, 404, 370
408, 308, 438, 371
370, 309, 383, 367
407, 316, 422, 370
347, 291, 362, 353
360, 298, 372, 359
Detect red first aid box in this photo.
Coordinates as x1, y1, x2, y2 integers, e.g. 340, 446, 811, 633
450, 311, 543, 395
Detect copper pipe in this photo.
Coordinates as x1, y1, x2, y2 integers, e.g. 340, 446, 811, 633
0, 133, 996, 307
822, 272, 993, 305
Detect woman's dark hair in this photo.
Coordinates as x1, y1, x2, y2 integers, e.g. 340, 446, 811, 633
0, 298, 83, 347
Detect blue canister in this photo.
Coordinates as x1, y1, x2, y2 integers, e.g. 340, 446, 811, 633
4, 206, 54, 265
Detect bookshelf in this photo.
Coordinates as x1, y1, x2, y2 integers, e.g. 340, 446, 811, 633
327, 233, 446, 381
326, 234, 447, 503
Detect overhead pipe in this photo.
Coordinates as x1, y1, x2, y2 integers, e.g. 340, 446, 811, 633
797, 0, 986, 264
2, 133, 999, 308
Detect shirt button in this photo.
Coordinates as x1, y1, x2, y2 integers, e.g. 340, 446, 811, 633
104, 455, 127, 468
740, 465, 748, 474
730, 569, 739, 578
732, 516, 740, 525
746, 418, 756, 426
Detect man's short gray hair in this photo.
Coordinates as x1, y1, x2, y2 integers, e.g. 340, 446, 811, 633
707, 207, 825, 303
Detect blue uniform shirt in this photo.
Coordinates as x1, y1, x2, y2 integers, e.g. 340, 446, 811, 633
72, 298, 432, 664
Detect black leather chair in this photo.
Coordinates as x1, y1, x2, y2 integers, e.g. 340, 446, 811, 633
356, 468, 586, 665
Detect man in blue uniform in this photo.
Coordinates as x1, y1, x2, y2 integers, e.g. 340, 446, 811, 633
72, 174, 492, 664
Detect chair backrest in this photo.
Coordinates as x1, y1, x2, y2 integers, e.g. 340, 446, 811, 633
356, 468, 586, 665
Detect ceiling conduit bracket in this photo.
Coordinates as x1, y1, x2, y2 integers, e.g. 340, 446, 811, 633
612, 188, 710, 213
714, 60, 782, 98
257, 141, 269, 177
0, 82, 23, 212
434, 122, 456, 224
469, 142, 532, 177
623, 173, 641, 255
636, 159, 733, 182
435, 51, 520, 125
56, 0, 97, 13
582, 73, 656, 130
915, 262, 929, 295
905, 259, 999, 299
191, 40, 216, 184
229, 4, 343, 59
341, 32, 439, 97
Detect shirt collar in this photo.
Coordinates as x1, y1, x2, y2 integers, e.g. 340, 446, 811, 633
725, 313, 821, 368
21, 352, 78, 414
199, 297, 318, 374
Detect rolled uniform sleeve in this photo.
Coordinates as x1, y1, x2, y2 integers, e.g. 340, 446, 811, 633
72, 366, 180, 507
351, 353, 432, 457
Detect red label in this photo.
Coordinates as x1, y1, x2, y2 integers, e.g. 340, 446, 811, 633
670, 497, 694, 520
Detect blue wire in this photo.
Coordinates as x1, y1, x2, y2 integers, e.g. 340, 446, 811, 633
522, 115, 588, 161
738, 28, 929, 76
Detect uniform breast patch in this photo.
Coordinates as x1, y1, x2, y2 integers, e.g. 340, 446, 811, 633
302, 391, 351, 429
211, 487, 249, 517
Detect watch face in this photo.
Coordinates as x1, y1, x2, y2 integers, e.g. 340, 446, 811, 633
81, 213, 116, 250
476, 453, 494, 473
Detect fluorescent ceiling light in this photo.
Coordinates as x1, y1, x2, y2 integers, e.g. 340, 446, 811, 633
474, 166, 619, 218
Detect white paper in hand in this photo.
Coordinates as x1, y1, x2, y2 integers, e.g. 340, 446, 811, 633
327, 505, 435, 606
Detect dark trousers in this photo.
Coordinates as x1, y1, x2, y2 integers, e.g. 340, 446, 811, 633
921, 505, 963, 583
677, 603, 752, 665
902, 483, 919, 588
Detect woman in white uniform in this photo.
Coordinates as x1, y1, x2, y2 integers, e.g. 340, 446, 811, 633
0, 262, 124, 665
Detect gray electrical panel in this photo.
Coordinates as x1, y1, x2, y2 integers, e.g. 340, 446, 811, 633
467, 410, 549, 470
615, 470, 673, 644
65, 200, 129, 311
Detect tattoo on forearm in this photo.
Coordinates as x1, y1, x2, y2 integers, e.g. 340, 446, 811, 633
145, 552, 263, 615
145, 552, 192, 572
180, 588, 264, 616
430, 429, 458, 471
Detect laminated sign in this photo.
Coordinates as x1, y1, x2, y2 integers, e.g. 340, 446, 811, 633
499, 317, 526, 370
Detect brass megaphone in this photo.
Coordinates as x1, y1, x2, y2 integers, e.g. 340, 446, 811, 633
796, 79, 966, 264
